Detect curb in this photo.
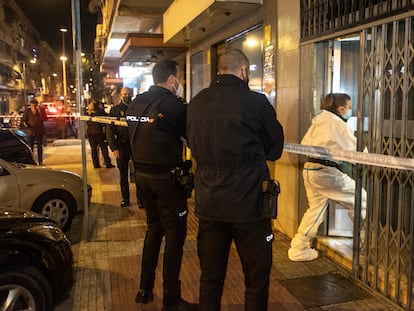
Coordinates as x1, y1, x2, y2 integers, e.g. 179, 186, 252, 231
52, 139, 82, 146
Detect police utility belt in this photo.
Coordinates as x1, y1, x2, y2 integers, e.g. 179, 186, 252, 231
136, 162, 194, 198
169, 160, 194, 198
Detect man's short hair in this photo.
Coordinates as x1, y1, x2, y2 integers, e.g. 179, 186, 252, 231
30, 99, 38, 105
152, 60, 179, 84
218, 49, 250, 74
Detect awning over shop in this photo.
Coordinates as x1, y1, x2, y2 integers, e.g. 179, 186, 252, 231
163, 0, 262, 45
120, 34, 187, 63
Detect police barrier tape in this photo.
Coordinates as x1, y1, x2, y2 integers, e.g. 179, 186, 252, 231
284, 143, 414, 171
10, 115, 410, 171
0, 114, 78, 118
79, 115, 127, 126
0, 115, 124, 124
80, 116, 414, 171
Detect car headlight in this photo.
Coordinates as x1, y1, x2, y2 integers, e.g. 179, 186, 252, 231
29, 225, 67, 242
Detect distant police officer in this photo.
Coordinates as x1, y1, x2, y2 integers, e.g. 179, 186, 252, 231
126, 60, 197, 311
87, 99, 115, 169
106, 87, 133, 208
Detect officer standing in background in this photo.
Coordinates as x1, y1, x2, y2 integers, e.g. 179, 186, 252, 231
187, 49, 284, 311
126, 59, 198, 311
86, 99, 115, 169
106, 87, 134, 208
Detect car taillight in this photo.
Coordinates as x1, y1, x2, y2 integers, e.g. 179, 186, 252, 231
48, 107, 58, 114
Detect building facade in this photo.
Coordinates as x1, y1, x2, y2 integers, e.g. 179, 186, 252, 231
94, 1, 414, 309
0, 0, 60, 117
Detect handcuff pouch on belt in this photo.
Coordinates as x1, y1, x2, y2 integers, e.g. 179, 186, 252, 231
262, 179, 281, 219
169, 160, 194, 198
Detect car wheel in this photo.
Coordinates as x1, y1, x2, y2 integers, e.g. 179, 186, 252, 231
0, 265, 52, 311
33, 190, 75, 231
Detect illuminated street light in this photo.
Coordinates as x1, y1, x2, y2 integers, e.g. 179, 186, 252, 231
60, 28, 68, 101
60, 56, 68, 103
22, 62, 27, 106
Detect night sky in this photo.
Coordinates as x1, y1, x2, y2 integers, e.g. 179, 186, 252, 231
15, 0, 98, 55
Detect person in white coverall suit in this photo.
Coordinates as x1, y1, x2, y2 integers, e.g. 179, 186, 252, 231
288, 93, 367, 262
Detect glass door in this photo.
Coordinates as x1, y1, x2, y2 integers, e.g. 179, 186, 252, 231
316, 36, 360, 237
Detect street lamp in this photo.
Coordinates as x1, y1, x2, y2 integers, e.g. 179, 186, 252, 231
22, 62, 27, 106
60, 56, 68, 99
60, 28, 68, 102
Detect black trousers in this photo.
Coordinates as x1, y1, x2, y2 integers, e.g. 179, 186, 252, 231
197, 218, 273, 311
29, 133, 43, 165
135, 170, 188, 306
116, 144, 131, 202
88, 134, 111, 167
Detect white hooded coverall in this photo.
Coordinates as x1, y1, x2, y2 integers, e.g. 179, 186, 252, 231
288, 110, 367, 261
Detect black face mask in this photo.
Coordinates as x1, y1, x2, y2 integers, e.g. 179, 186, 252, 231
241, 68, 249, 85
122, 96, 131, 104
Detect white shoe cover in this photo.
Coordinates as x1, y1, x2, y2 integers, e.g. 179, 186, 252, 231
288, 247, 319, 262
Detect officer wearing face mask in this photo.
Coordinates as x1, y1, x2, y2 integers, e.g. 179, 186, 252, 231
288, 93, 367, 261
126, 60, 198, 311
187, 49, 284, 310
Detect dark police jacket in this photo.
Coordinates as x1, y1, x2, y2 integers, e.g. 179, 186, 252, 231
106, 102, 130, 151
22, 107, 46, 137
187, 74, 284, 223
126, 85, 187, 174
87, 107, 107, 137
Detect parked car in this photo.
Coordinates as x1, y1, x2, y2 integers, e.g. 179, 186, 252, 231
41, 101, 65, 116
0, 159, 92, 231
0, 207, 74, 311
0, 128, 35, 164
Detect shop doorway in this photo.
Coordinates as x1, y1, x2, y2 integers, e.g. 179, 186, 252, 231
314, 36, 360, 238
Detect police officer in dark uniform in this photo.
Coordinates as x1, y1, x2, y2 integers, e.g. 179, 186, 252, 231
187, 49, 284, 311
106, 87, 133, 207
126, 60, 198, 311
86, 100, 115, 169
